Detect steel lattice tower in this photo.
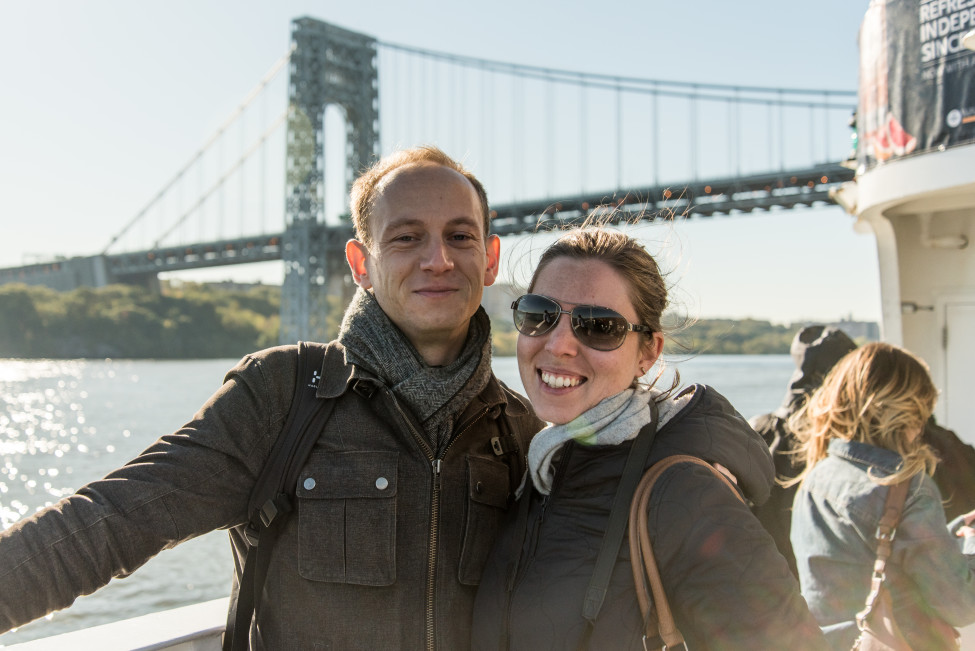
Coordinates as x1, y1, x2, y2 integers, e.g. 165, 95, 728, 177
280, 18, 379, 343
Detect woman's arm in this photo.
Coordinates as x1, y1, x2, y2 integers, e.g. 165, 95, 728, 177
898, 476, 975, 627
648, 462, 829, 650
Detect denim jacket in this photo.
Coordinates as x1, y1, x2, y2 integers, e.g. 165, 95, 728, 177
791, 438, 975, 649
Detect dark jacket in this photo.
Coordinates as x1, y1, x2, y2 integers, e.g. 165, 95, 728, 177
750, 326, 975, 576
0, 342, 542, 650
472, 384, 828, 650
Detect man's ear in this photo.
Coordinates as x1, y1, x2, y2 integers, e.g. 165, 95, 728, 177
483, 234, 501, 287
346, 239, 373, 289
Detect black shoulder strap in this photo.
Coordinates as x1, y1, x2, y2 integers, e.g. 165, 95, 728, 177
247, 341, 334, 529
223, 341, 336, 651
581, 399, 660, 628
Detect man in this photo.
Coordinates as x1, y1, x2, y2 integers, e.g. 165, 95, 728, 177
0, 146, 542, 649
751, 324, 975, 577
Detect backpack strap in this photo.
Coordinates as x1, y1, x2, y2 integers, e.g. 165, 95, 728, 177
579, 399, 659, 646
223, 341, 335, 651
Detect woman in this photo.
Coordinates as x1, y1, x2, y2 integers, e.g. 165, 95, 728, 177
473, 226, 827, 649
789, 342, 975, 649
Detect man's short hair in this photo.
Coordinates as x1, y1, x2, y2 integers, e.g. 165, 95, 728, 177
349, 146, 490, 249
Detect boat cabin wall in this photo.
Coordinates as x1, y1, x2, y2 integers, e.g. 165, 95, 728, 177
854, 142, 975, 442
889, 206, 975, 441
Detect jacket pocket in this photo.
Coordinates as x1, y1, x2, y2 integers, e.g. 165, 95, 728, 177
458, 455, 512, 585
296, 449, 398, 585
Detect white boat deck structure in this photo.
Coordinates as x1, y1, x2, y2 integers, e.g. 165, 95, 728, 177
4, 599, 227, 651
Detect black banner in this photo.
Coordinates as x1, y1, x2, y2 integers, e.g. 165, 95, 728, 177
858, 0, 975, 171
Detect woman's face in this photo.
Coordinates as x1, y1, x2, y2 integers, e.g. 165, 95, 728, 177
517, 257, 662, 424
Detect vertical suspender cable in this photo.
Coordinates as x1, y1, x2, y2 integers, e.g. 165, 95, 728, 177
452, 62, 459, 156
218, 130, 225, 239
424, 56, 432, 139
513, 73, 522, 201
579, 77, 587, 194
735, 88, 741, 177
409, 53, 417, 148
727, 98, 733, 177
690, 86, 698, 181
480, 63, 487, 181
823, 92, 831, 163
546, 77, 554, 198
100, 45, 293, 254
652, 87, 659, 188
809, 102, 816, 167
153, 111, 288, 248
616, 82, 623, 191
199, 154, 206, 243
487, 72, 495, 194
241, 107, 247, 237
260, 80, 267, 235
778, 89, 785, 171
433, 57, 441, 150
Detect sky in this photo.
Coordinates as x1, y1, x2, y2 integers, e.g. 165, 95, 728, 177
0, 1, 880, 325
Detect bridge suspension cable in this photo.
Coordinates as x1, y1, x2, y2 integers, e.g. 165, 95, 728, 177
376, 36, 857, 202
101, 44, 296, 255
151, 109, 288, 248
103, 28, 859, 263
377, 40, 857, 99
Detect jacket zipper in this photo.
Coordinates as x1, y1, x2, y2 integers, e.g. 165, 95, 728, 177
383, 387, 490, 651
528, 443, 572, 560
500, 443, 573, 648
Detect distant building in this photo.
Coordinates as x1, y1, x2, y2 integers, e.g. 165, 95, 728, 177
795, 318, 880, 342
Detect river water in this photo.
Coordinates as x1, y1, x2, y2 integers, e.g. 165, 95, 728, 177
0, 354, 794, 645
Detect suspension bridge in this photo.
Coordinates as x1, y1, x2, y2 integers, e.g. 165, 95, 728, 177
0, 17, 857, 343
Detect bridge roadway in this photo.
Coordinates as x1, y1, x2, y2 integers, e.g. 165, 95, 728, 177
0, 163, 853, 290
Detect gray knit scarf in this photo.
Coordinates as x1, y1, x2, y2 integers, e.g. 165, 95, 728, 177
528, 386, 691, 495
337, 288, 493, 453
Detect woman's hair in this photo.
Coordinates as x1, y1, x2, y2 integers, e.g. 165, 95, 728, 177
787, 342, 938, 486
528, 223, 676, 392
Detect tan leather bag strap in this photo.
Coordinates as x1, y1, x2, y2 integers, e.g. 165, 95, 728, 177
628, 454, 745, 649
856, 479, 910, 628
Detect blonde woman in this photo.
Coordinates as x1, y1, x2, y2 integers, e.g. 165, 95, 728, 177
789, 342, 975, 649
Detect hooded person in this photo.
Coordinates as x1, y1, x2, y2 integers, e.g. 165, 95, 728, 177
750, 324, 975, 577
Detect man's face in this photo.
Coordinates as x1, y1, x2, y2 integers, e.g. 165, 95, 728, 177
346, 163, 500, 361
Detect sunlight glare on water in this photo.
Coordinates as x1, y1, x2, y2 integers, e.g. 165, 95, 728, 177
0, 357, 239, 645
0, 360, 93, 528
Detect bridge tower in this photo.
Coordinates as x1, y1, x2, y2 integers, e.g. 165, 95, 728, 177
281, 18, 379, 343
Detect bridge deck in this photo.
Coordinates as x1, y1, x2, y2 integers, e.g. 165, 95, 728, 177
0, 162, 852, 287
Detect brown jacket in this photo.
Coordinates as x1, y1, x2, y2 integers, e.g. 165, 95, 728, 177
0, 342, 541, 650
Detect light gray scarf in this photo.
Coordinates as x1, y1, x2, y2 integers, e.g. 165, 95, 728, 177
527, 386, 692, 495
338, 288, 493, 453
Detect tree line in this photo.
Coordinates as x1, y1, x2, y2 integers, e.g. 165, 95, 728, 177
0, 282, 870, 359
0, 282, 280, 359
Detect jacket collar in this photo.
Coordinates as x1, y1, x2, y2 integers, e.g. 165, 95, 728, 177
827, 438, 903, 475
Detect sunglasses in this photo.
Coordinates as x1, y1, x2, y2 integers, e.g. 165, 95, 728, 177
511, 293, 653, 351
